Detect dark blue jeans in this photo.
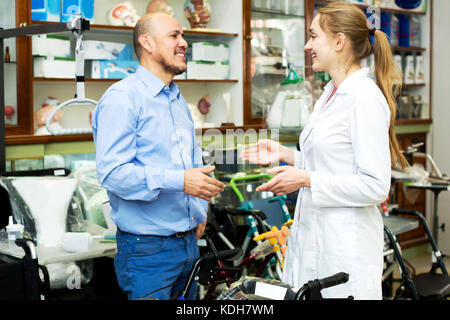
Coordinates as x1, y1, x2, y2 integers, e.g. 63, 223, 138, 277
114, 229, 199, 300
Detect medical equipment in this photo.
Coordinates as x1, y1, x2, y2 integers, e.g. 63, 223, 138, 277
217, 272, 352, 300
267, 68, 308, 129
0, 238, 41, 300
45, 16, 97, 135
253, 225, 290, 269
108, 2, 140, 27
228, 174, 293, 279
385, 208, 450, 300
404, 142, 448, 181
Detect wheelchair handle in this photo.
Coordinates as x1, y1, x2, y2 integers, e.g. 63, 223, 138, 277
202, 248, 242, 262
318, 272, 349, 290
15, 238, 37, 260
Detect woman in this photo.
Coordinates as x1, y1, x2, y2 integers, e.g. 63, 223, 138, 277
240, 2, 408, 299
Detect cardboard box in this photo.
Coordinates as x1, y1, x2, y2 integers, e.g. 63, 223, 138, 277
187, 60, 229, 80
31, 0, 95, 22
192, 42, 230, 63
61, 0, 94, 22
83, 40, 134, 60
90, 60, 139, 79
31, 0, 61, 22
32, 34, 71, 58
34, 56, 76, 78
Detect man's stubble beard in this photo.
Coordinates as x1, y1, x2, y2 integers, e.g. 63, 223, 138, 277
158, 55, 187, 76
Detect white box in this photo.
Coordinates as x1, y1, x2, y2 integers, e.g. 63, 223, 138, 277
90, 60, 139, 79
187, 60, 229, 80
34, 56, 76, 78
192, 42, 230, 62
82, 40, 133, 60
32, 34, 71, 58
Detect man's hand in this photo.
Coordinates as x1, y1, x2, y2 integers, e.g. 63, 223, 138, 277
184, 166, 225, 201
195, 219, 207, 240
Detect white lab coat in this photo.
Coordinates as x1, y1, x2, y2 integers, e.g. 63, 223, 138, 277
281, 68, 391, 300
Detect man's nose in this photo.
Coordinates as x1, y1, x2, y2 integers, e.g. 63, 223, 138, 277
179, 37, 188, 49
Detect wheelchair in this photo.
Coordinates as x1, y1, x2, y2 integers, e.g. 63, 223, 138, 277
385, 208, 450, 300
0, 238, 42, 300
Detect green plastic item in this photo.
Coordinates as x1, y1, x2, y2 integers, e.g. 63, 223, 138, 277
280, 68, 303, 86
229, 174, 273, 202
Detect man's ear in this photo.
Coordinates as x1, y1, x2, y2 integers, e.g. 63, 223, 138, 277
138, 33, 153, 54
335, 32, 346, 52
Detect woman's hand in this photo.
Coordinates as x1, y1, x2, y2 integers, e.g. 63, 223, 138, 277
256, 166, 311, 195
239, 139, 293, 165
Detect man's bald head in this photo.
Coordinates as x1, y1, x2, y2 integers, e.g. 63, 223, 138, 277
133, 13, 178, 60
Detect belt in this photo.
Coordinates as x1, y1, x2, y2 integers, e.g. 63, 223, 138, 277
117, 228, 194, 238
172, 229, 194, 238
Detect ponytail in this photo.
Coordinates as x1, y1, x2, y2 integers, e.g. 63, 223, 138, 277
318, 2, 409, 169
372, 29, 409, 169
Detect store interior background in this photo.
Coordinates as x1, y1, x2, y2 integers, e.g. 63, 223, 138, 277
432, 0, 450, 255
1, 0, 450, 299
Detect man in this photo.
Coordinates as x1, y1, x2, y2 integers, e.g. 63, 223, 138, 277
91, 13, 225, 300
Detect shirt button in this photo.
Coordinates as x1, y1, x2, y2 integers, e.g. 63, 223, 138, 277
192, 217, 194, 221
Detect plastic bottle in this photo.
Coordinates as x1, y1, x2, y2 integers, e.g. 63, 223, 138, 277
6, 216, 24, 249
391, 14, 400, 47
410, 15, 421, 48
381, 12, 392, 44
398, 14, 411, 47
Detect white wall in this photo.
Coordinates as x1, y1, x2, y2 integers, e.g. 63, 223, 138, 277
432, 0, 450, 253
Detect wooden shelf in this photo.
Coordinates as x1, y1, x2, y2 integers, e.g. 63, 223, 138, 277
33, 77, 238, 83
395, 118, 432, 126
31, 21, 239, 38
402, 83, 426, 88
315, 0, 426, 15
5, 133, 93, 146
5, 124, 267, 146
391, 46, 426, 52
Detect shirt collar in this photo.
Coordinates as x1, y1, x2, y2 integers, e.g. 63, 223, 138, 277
136, 65, 181, 99
335, 67, 370, 95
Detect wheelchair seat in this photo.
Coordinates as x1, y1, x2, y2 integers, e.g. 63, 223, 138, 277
413, 273, 450, 300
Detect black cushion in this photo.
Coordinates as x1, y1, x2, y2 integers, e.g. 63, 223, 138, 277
413, 273, 450, 300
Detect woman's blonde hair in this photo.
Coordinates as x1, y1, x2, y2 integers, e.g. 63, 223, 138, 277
318, 2, 408, 169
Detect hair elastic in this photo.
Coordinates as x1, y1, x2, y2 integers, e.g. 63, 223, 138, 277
368, 28, 376, 45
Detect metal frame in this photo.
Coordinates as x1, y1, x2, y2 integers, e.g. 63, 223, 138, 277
0, 18, 90, 173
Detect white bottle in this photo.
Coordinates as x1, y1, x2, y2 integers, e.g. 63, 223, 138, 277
414, 55, 425, 84
404, 55, 415, 84
6, 216, 24, 249
391, 14, 399, 47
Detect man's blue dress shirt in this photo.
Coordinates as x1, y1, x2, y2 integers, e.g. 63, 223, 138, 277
92, 65, 207, 236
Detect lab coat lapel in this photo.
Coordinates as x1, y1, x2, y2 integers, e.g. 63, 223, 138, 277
300, 81, 334, 147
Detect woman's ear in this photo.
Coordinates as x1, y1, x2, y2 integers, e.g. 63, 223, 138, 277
138, 33, 153, 54
335, 32, 346, 52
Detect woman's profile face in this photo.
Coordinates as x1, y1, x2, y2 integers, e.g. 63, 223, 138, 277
304, 14, 336, 73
